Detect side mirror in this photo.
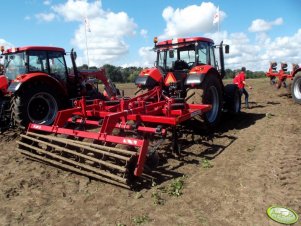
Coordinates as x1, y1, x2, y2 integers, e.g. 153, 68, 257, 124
169, 50, 174, 58
225, 45, 230, 54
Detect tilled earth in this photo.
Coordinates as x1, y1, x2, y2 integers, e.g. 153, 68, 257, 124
0, 78, 300, 226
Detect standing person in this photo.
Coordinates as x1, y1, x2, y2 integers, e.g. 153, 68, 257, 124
233, 67, 252, 108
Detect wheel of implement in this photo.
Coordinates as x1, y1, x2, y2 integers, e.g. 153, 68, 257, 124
270, 76, 276, 85
292, 72, 301, 104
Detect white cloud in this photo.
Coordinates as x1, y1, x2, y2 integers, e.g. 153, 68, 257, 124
217, 29, 301, 71
248, 17, 283, 33
52, 0, 102, 22
140, 29, 148, 38
43, 0, 51, 5
35, 13, 56, 22
160, 2, 225, 39
50, 0, 137, 66
24, 16, 31, 20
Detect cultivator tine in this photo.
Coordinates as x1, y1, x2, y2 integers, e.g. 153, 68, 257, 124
17, 132, 138, 187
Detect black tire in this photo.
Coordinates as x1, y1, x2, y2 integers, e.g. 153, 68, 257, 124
187, 74, 223, 128
291, 72, 301, 104
12, 85, 59, 129
224, 84, 241, 114
270, 76, 276, 85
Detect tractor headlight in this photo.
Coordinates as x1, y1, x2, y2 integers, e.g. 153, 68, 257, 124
8, 82, 21, 92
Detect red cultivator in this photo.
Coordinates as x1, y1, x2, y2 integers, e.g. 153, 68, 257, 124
17, 86, 211, 187
17, 36, 240, 187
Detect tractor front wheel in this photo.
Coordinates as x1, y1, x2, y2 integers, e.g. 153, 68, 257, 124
12, 85, 59, 129
291, 72, 301, 104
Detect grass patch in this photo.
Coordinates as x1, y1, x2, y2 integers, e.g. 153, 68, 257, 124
168, 177, 185, 197
132, 214, 152, 225
200, 158, 214, 169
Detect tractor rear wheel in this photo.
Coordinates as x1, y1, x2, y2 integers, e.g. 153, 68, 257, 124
187, 74, 223, 128
12, 85, 59, 129
224, 84, 241, 114
291, 72, 301, 104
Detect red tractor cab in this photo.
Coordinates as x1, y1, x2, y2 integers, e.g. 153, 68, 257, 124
0, 46, 118, 131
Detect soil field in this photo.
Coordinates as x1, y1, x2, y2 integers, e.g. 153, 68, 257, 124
0, 78, 300, 226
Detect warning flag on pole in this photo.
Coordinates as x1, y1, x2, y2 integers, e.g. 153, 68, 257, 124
213, 7, 220, 24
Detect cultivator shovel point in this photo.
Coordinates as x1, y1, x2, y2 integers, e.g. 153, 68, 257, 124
17, 87, 211, 187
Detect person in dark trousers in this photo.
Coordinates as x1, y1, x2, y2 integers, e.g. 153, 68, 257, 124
233, 67, 252, 108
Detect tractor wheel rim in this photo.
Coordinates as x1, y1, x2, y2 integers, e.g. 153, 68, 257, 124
27, 92, 58, 125
206, 86, 219, 123
293, 78, 301, 99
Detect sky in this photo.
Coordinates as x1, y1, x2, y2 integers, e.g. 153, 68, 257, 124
0, 0, 301, 71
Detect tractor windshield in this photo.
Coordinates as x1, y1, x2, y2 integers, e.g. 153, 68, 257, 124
4, 52, 26, 80
155, 41, 214, 71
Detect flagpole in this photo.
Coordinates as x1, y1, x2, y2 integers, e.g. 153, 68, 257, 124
84, 18, 90, 69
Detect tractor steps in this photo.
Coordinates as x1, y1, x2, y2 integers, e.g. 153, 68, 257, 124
17, 132, 138, 188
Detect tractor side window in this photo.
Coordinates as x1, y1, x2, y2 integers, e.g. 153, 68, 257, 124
48, 52, 67, 82
4, 52, 26, 80
28, 51, 48, 73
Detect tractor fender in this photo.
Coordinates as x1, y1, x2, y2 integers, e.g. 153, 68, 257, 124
292, 68, 301, 78
0, 75, 8, 95
185, 65, 221, 87
8, 72, 68, 97
135, 67, 163, 89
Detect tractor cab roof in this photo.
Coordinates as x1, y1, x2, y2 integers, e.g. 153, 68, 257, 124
2, 46, 65, 54
155, 37, 214, 50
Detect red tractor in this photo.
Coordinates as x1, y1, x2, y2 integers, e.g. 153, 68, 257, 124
135, 37, 241, 127
0, 46, 118, 132
17, 37, 240, 187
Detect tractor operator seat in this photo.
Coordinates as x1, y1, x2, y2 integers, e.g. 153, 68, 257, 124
173, 60, 189, 71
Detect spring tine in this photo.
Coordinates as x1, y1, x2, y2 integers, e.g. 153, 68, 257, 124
19, 135, 127, 172
17, 140, 128, 184
17, 148, 130, 189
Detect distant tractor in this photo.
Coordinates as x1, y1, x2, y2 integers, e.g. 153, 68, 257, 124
0, 46, 118, 132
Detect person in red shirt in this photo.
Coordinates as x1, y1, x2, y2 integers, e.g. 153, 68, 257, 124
233, 67, 252, 108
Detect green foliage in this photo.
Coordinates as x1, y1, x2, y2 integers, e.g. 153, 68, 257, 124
151, 189, 165, 205
224, 68, 266, 79
102, 64, 143, 83
132, 215, 152, 225
168, 177, 184, 197
200, 158, 214, 168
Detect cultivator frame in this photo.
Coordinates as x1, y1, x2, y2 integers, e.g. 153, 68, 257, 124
266, 62, 299, 89
18, 86, 211, 187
